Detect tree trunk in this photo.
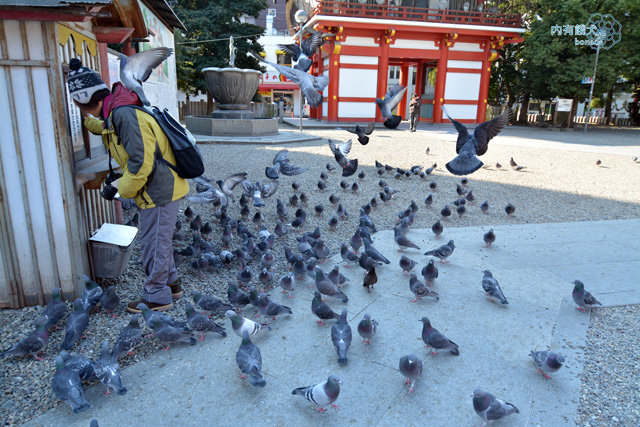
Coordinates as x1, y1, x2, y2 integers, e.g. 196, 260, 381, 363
518, 92, 530, 124
604, 87, 614, 125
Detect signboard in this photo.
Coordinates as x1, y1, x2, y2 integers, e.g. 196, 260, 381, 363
262, 72, 292, 83
556, 98, 573, 112
581, 77, 593, 84
267, 9, 276, 16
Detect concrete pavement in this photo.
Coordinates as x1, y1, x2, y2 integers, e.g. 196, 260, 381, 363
27, 219, 640, 427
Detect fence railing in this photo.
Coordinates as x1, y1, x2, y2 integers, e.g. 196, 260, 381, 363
179, 101, 277, 121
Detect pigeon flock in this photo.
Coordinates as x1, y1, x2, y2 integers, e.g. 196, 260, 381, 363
1, 121, 605, 425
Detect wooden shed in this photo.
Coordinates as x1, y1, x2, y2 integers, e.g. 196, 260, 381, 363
0, 0, 185, 308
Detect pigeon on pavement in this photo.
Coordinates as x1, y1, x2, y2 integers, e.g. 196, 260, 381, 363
363, 266, 378, 293
421, 259, 439, 284
61, 299, 90, 351
185, 303, 226, 340
315, 269, 349, 303
423, 240, 455, 263
483, 229, 496, 247
192, 292, 234, 313
95, 340, 127, 395
529, 350, 565, 379
226, 310, 272, 338
51, 355, 90, 413
111, 314, 143, 358
376, 83, 407, 129
481, 270, 508, 304
572, 280, 602, 312
409, 272, 439, 302
292, 374, 342, 413
399, 255, 417, 275
363, 237, 390, 264
236, 330, 266, 387
81, 275, 102, 313
1, 317, 49, 360
357, 313, 378, 344
420, 317, 459, 355
331, 308, 352, 365
441, 106, 510, 175
394, 227, 420, 251
472, 388, 519, 426
431, 220, 443, 239
311, 291, 341, 325
257, 294, 293, 320
399, 354, 423, 393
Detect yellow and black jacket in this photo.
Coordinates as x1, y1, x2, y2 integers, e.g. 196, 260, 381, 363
85, 106, 189, 209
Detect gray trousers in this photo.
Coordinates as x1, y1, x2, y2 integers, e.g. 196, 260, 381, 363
139, 199, 180, 304
410, 112, 419, 130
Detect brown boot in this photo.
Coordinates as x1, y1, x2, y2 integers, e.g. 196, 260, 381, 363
126, 299, 173, 313
169, 278, 183, 299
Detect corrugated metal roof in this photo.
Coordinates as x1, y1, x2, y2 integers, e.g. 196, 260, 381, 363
0, 0, 110, 6
142, 0, 185, 31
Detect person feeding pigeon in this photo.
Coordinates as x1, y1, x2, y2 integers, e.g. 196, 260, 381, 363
69, 49, 188, 313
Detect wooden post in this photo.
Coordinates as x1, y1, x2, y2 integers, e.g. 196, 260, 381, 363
433, 37, 449, 124
328, 45, 340, 122
376, 36, 390, 122
398, 64, 409, 119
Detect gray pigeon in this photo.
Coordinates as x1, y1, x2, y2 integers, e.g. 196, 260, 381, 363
529, 350, 565, 379
51, 355, 90, 413
311, 291, 341, 325
278, 272, 295, 298
420, 317, 459, 355
409, 272, 439, 302
41, 287, 66, 330
81, 275, 102, 313
61, 299, 90, 351
483, 229, 496, 247
137, 303, 187, 331
292, 374, 341, 412
363, 237, 390, 264
328, 139, 358, 177
394, 227, 420, 251
185, 303, 226, 340
442, 106, 510, 175
327, 265, 348, 286
277, 31, 322, 72
94, 340, 127, 395
150, 318, 197, 350
472, 388, 519, 426
331, 308, 352, 365
225, 310, 271, 338
235, 330, 266, 387
98, 286, 120, 317
399, 255, 417, 275
572, 280, 602, 312
315, 269, 349, 303
399, 354, 423, 393
357, 314, 378, 345
227, 282, 251, 309
265, 149, 307, 180
481, 270, 508, 304
59, 350, 98, 382
1, 317, 49, 360
375, 83, 407, 129
111, 314, 142, 358
421, 259, 439, 284
256, 293, 293, 320
192, 292, 234, 313
119, 47, 173, 106
423, 240, 455, 263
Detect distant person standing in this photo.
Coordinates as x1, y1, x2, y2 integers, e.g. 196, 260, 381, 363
409, 93, 421, 132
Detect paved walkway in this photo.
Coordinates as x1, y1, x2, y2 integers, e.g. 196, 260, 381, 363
27, 219, 640, 427
193, 130, 322, 145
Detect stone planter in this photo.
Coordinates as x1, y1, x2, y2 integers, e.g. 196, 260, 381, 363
202, 67, 261, 111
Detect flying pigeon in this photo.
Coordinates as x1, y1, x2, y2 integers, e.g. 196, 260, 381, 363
51, 355, 90, 413
61, 299, 90, 351
399, 354, 423, 393
331, 308, 352, 365
409, 272, 439, 302
376, 83, 407, 129
340, 122, 375, 145
357, 314, 378, 345
529, 350, 565, 379
265, 149, 307, 180
277, 31, 322, 72
442, 106, 510, 175
188, 177, 229, 206
292, 374, 341, 413
81, 275, 102, 313
242, 180, 279, 207
481, 270, 508, 304
119, 47, 173, 106
94, 340, 127, 395
41, 287, 67, 330
423, 240, 455, 263
111, 314, 143, 358
59, 350, 98, 382
236, 330, 266, 387
572, 280, 602, 312
1, 317, 49, 360
420, 317, 459, 355
251, 51, 329, 108
185, 303, 226, 340
225, 310, 272, 338
329, 139, 358, 177
472, 388, 519, 426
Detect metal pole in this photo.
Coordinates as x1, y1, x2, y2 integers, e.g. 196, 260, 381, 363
584, 40, 602, 133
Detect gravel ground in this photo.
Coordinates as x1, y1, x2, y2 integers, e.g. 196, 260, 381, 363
1, 125, 639, 425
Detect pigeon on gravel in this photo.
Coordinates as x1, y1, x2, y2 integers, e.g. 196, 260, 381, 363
185, 303, 227, 340
409, 272, 440, 302
472, 388, 519, 426
227, 283, 250, 310
242, 180, 279, 207
399, 354, 423, 393
61, 299, 90, 351
572, 280, 602, 312
51, 355, 90, 413
420, 317, 459, 355
315, 269, 349, 303
357, 314, 378, 345
481, 270, 508, 304
394, 227, 420, 251
441, 106, 510, 175
399, 255, 417, 275
331, 308, 352, 365
483, 229, 496, 247
236, 330, 266, 387
95, 340, 127, 395
505, 203, 515, 216
192, 292, 234, 313
292, 374, 342, 413
421, 259, 439, 284
376, 83, 407, 129
111, 314, 143, 358
98, 286, 120, 317
423, 240, 455, 263
1, 317, 49, 360
41, 287, 67, 330
150, 318, 197, 350
81, 275, 102, 313
312, 291, 341, 325
257, 294, 293, 320
480, 200, 489, 213
137, 303, 187, 331
225, 310, 272, 338
118, 47, 173, 106
59, 350, 98, 382
529, 350, 565, 379
340, 122, 375, 145
329, 139, 358, 177
278, 272, 295, 298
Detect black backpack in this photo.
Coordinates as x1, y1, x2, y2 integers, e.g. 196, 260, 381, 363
113, 105, 205, 179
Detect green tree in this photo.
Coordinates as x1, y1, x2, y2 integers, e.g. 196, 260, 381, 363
174, 0, 266, 109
